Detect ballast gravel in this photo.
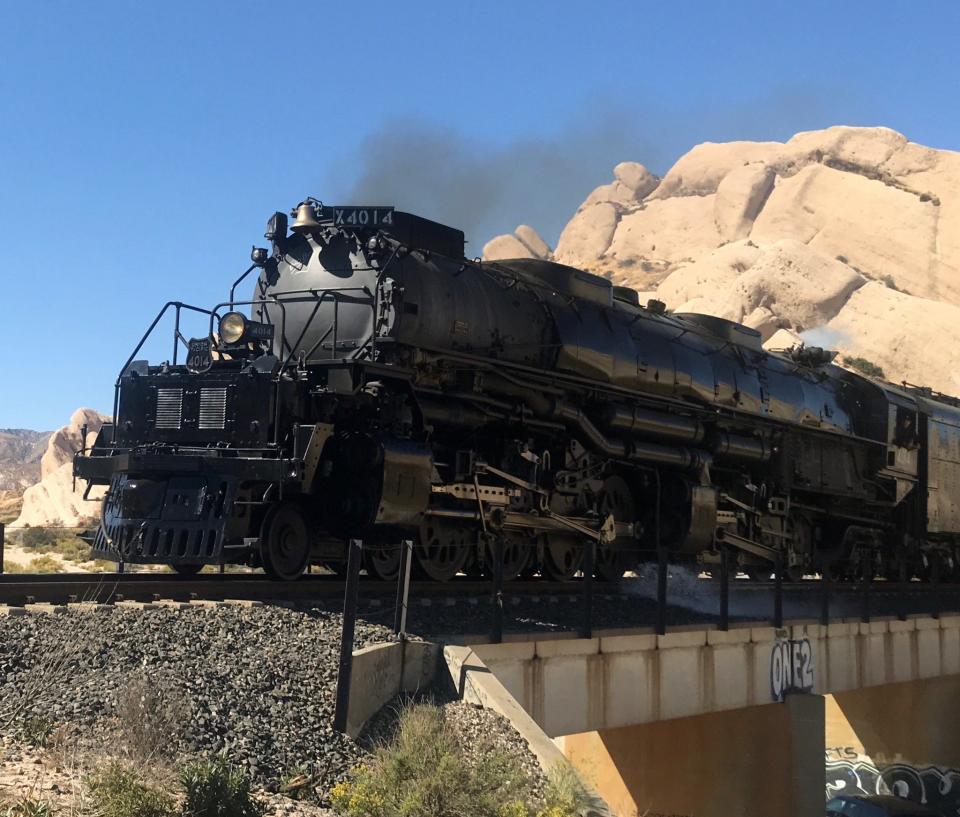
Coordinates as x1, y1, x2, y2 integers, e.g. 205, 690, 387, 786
0, 605, 396, 797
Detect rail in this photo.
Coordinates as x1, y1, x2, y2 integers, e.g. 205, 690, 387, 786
0, 522, 957, 635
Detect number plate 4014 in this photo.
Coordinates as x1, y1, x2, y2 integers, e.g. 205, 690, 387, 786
333, 207, 394, 227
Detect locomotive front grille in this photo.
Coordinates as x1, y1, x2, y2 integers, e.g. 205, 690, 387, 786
155, 388, 184, 429
198, 387, 228, 430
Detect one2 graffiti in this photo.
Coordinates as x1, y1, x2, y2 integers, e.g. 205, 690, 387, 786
826, 759, 960, 815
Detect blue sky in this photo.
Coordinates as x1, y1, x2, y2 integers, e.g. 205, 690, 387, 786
1, 0, 958, 430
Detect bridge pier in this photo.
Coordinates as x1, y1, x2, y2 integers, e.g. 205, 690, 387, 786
826, 676, 960, 808
560, 693, 825, 817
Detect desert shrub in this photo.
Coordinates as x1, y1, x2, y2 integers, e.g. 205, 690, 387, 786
539, 764, 588, 817
26, 556, 63, 574
1, 797, 54, 817
19, 715, 54, 748
279, 765, 317, 802
842, 356, 885, 379
179, 757, 264, 817
51, 536, 92, 562
329, 704, 530, 817
15, 519, 92, 563
18, 526, 59, 549
115, 673, 186, 762
87, 763, 177, 817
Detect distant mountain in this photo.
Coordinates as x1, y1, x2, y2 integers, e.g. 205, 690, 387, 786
0, 429, 49, 492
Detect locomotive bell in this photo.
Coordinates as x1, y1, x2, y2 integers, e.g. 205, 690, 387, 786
291, 202, 322, 233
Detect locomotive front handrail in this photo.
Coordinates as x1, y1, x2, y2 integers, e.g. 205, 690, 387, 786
228, 263, 258, 307
210, 287, 376, 445
211, 284, 378, 368
111, 301, 220, 444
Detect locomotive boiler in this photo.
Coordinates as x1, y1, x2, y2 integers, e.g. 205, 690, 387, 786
74, 199, 960, 582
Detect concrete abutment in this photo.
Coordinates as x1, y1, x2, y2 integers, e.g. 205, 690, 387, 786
449, 617, 960, 816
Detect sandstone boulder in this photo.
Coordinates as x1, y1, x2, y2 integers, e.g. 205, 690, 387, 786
13, 461, 104, 528
614, 161, 659, 197
514, 225, 551, 258
40, 408, 109, 479
548, 126, 960, 303
656, 241, 763, 306
482, 225, 552, 262
651, 141, 785, 200
750, 164, 940, 299
554, 202, 620, 267
657, 240, 864, 340
604, 194, 722, 269
763, 328, 803, 350
14, 409, 110, 528
714, 163, 775, 240
825, 282, 960, 395
482, 234, 536, 261
488, 126, 960, 396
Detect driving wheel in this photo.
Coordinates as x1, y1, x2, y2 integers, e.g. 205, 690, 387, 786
485, 535, 534, 582
365, 543, 404, 581
541, 533, 583, 581
261, 503, 311, 581
415, 518, 471, 582
594, 475, 636, 582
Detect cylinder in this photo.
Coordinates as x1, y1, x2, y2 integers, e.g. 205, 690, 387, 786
711, 431, 770, 462
551, 399, 706, 471
601, 404, 706, 443
419, 400, 497, 428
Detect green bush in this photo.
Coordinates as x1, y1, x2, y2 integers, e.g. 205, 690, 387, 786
87, 763, 177, 817
180, 757, 264, 817
20, 715, 54, 748
52, 537, 92, 562
330, 704, 537, 817
16, 521, 92, 564
539, 764, 589, 817
842, 356, 885, 380
1, 797, 54, 817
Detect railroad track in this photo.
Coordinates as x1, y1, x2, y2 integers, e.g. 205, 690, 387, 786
2, 571, 959, 608
0, 572, 604, 606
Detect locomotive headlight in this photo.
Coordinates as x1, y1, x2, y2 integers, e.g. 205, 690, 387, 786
219, 312, 247, 344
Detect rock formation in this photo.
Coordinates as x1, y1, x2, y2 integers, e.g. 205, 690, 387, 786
483, 126, 960, 393
13, 408, 110, 528
482, 224, 553, 261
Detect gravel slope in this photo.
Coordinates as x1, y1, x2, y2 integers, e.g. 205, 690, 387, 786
0, 605, 395, 798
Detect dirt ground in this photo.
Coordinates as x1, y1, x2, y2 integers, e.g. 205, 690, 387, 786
0, 736, 334, 815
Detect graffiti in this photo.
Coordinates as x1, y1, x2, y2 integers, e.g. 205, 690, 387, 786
826, 754, 960, 816
770, 637, 814, 701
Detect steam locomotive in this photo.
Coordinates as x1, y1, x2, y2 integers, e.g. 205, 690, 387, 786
74, 199, 960, 582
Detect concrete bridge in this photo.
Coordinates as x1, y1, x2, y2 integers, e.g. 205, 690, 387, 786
443, 615, 960, 817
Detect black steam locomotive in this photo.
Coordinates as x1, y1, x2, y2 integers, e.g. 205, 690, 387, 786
74, 199, 960, 582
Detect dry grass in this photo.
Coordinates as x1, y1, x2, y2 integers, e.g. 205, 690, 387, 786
112, 673, 187, 766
